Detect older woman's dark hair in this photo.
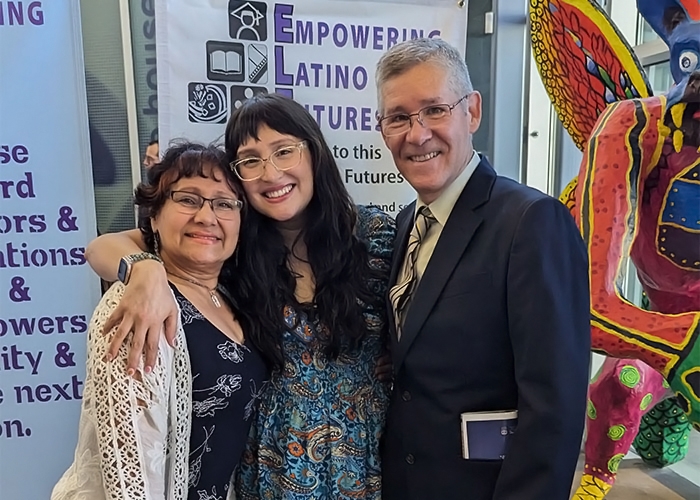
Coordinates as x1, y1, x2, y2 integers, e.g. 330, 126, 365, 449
224, 93, 377, 368
134, 141, 243, 253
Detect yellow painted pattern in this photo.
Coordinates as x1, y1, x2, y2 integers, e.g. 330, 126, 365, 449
573, 473, 613, 500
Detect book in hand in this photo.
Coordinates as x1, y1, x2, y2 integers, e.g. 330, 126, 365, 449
460, 410, 517, 460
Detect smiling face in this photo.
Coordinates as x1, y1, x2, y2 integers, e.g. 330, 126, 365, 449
151, 165, 241, 274
236, 124, 314, 228
379, 61, 482, 204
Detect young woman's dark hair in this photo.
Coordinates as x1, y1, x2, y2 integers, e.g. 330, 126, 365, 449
224, 93, 376, 368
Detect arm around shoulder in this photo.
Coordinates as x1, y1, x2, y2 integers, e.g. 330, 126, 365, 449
86, 229, 148, 281
86, 229, 177, 372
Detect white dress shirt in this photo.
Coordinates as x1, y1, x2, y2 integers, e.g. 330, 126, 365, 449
411, 151, 481, 282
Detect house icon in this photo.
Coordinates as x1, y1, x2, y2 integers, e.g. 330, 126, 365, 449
229, 1, 267, 41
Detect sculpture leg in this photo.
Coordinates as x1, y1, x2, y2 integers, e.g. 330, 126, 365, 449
634, 397, 691, 467
573, 358, 670, 500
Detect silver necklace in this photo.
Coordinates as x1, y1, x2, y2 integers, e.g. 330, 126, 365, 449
167, 271, 222, 308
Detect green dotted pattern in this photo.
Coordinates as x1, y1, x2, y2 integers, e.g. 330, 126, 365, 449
633, 398, 691, 468
608, 453, 625, 473
607, 424, 626, 441
587, 400, 597, 420
619, 365, 641, 388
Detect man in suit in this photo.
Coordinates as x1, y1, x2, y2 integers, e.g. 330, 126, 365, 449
375, 38, 591, 500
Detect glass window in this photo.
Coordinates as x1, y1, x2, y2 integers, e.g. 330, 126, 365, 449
645, 62, 673, 94
637, 16, 659, 44
80, 0, 137, 235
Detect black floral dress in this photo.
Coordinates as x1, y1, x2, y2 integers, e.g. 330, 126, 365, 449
171, 285, 268, 500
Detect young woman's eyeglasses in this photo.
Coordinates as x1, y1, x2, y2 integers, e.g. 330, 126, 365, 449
169, 191, 243, 220
230, 141, 307, 181
378, 94, 471, 137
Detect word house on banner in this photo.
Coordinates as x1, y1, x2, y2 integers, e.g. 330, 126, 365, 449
0, 1, 100, 498
156, 0, 468, 215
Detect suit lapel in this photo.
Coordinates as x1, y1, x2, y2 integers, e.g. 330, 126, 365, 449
394, 159, 497, 371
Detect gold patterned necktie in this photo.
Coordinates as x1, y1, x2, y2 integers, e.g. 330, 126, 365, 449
389, 206, 437, 340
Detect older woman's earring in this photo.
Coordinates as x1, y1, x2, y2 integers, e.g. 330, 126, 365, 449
153, 231, 161, 256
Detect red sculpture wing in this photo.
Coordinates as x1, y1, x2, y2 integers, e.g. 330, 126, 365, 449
530, 0, 653, 150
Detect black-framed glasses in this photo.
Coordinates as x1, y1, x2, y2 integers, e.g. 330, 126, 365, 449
230, 141, 307, 181
169, 191, 243, 220
378, 94, 471, 137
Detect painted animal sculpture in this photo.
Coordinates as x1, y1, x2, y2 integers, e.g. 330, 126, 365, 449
530, 0, 700, 498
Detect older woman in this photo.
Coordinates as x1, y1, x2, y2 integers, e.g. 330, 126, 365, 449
52, 142, 267, 500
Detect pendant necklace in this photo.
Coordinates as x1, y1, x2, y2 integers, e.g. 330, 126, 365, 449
167, 271, 222, 308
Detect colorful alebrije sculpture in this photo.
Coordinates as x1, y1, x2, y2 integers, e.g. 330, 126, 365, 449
529, 0, 700, 498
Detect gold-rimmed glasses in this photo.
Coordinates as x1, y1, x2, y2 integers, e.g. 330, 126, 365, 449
230, 141, 307, 181
378, 94, 471, 137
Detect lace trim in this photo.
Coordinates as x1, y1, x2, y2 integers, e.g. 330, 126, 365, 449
85, 283, 191, 498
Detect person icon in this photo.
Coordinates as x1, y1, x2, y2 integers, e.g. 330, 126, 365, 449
230, 2, 265, 41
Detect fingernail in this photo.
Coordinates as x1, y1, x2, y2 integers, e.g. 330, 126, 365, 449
144, 365, 152, 374
103, 353, 113, 362
127, 368, 135, 377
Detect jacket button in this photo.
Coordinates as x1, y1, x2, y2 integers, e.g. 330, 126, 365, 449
406, 454, 415, 464
402, 390, 411, 401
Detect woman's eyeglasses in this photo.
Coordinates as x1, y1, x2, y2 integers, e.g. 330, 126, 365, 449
169, 191, 243, 220
230, 141, 307, 181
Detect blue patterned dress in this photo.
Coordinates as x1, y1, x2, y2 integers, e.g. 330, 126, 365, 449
236, 206, 395, 500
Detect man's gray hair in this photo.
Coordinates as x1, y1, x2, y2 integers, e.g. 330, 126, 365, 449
375, 37, 473, 112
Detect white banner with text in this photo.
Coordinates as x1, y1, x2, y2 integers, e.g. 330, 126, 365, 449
156, 0, 469, 215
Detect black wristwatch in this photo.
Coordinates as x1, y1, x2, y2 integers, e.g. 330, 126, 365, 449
117, 253, 163, 285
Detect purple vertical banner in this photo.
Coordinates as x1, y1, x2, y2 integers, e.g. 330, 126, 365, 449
0, 1, 100, 498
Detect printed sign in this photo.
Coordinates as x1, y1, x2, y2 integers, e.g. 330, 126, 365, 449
156, 0, 468, 215
0, 1, 100, 498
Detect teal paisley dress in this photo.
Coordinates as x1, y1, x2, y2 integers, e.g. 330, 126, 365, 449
236, 206, 395, 500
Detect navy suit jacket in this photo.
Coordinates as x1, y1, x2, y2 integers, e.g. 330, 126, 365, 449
381, 158, 590, 500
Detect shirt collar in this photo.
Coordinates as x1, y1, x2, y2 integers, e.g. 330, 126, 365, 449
416, 151, 480, 226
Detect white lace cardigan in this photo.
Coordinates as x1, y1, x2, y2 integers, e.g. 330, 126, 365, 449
52, 282, 193, 500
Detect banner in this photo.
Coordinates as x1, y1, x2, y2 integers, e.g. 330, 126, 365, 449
0, 1, 100, 498
156, 0, 468, 215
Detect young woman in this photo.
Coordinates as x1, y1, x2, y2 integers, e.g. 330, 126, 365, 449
53, 143, 267, 500
85, 94, 395, 499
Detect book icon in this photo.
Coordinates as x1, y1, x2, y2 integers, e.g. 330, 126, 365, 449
211, 50, 241, 76
248, 43, 267, 84
206, 41, 244, 82
460, 410, 518, 460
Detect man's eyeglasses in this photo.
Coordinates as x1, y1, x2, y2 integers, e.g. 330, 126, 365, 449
378, 94, 471, 137
230, 141, 307, 181
169, 191, 243, 220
